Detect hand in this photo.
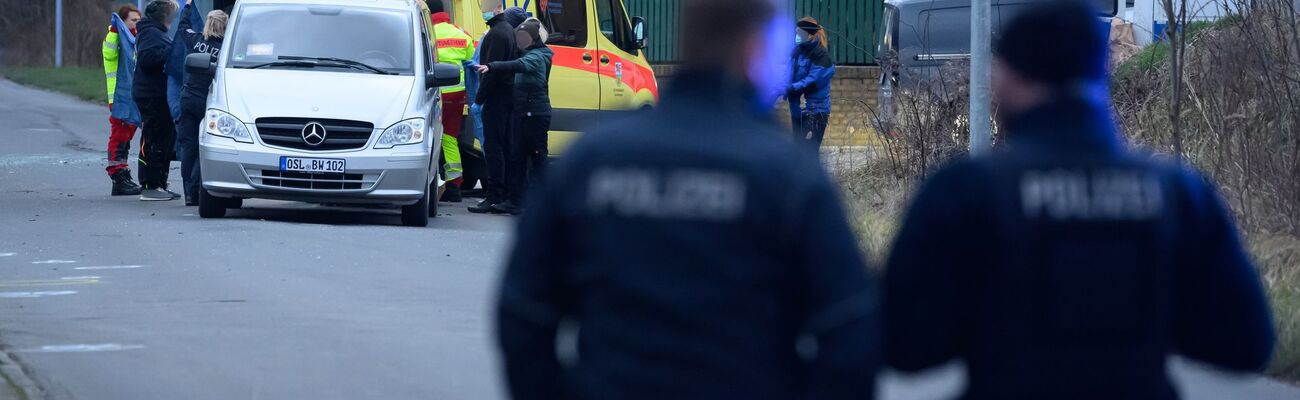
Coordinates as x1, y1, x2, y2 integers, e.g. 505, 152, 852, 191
186, 0, 192, 4
475, 65, 490, 74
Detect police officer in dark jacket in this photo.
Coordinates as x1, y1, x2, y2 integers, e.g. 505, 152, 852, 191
133, 0, 180, 201
495, 0, 880, 399
469, 0, 520, 215
176, 4, 224, 206
884, 2, 1275, 399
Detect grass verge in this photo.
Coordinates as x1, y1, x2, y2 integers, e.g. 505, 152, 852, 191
0, 66, 107, 104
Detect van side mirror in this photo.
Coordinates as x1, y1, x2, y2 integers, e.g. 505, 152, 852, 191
631, 16, 647, 50
429, 63, 461, 89
185, 53, 215, 74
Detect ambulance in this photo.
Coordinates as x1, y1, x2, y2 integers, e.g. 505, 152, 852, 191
440, 0, 659, 187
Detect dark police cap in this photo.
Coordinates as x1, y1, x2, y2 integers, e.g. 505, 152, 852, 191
994, 0, 1108, 85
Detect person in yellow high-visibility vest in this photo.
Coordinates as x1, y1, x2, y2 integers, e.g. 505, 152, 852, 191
425, 0, 475, 202
103, 4, 143, 196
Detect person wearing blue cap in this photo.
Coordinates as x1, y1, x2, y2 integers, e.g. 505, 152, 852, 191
884, 1, 1275, 399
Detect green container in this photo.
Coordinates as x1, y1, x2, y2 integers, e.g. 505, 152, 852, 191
623, 0, 883, 65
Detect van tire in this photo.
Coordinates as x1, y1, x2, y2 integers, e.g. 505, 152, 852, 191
198, 189, 227, 219
402, 189, 430, 227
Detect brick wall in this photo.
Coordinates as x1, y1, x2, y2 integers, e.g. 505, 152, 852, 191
652, 65, 882, 147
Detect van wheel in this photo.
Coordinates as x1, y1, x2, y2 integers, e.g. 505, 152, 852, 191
401, 190, 430, 227
198, 189, 227, 219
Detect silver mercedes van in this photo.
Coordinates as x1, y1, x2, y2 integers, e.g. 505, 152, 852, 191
187, 0, 460, 227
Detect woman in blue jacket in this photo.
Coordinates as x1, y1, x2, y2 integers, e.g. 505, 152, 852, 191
788, 17, 835, 152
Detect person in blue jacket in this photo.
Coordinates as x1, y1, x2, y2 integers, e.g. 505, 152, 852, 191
132, 0, 180, 201
495, 0, 879, 399
883, 2, 1276, 399
787, 17, 834, 152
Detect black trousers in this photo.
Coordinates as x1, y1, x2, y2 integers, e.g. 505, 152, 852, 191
509, 115, 550, 203
480, 101, 515, 203
136, 95, 176, 190
799, 112, 829, 153
177, 96, 205, 201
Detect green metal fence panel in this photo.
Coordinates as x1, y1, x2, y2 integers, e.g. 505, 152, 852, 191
623, 0, 882, 65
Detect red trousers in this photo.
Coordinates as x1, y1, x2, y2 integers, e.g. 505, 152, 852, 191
441, 91, 467, 187
106, 104, 137, 176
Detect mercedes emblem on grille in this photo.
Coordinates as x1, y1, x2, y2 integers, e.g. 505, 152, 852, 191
301, 122, 327, 146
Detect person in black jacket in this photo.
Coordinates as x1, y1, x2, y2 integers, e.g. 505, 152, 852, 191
884, 2, 1275, 399
468, 0, 520, 215
477, 18, 552, 210
494, 0, 880, 399
132, 0, 180, 201
176, 4, 225, 206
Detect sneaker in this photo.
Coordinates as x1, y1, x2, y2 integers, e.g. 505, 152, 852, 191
110, 171, 142, 196
492, 200, 521, 215
139, 188, 176, 201
467, 199, 498, 214
163, 188, 182, 200
440, 185, 463, 203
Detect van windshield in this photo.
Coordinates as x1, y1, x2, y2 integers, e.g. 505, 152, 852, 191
226, 4, 415, 75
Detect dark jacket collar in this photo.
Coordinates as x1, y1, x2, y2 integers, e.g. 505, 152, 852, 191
136, 19, 165, 34
1003, 95, 1122, 154
664, 68, 769, 119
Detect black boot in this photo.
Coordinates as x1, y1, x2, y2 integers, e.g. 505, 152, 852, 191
468, 199, 498, 214
440, 184, 463, 203
111, 170, 142, 196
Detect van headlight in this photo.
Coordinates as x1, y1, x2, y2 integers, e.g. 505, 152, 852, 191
375, 118, 425, 149
205, 109, 252, 143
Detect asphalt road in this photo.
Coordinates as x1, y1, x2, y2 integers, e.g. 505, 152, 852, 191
1, 79, 1297, 400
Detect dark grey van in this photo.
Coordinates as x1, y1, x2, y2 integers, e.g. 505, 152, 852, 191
876, 0, 1117, 121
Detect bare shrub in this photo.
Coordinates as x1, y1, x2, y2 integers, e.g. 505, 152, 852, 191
1113, 0, 1300, 237
0, 0, 115, 67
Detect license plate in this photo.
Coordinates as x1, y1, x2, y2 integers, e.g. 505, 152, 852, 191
280, 156, 345, 174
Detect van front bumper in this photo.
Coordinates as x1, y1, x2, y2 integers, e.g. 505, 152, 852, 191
199, 135, 431, 206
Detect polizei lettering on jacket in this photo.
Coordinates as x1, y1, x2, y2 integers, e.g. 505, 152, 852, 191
587, 168, 747, 221
1020, 168, 1164, 220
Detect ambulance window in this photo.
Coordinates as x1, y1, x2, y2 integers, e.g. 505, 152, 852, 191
596, 0, 615, 41
538, 0, 587, 48
596, 0, 637, 53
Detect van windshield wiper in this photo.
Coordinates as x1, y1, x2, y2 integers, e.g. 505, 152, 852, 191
243, 60, 321, 70
278, 56, 396, 75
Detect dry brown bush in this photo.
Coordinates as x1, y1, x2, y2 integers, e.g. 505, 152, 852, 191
0, 0, 116, 67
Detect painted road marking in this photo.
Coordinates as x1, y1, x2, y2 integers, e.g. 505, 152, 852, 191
60, 276, 100, 280
0, 291, 77, 298
31, 260, 76, 264
73, 265, 143, 270
17, 344, 145, 353
0, 253, 15, 257
0, 279, 97, 287
23, 128, 60, 132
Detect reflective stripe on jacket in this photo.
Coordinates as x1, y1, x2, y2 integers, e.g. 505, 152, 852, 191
432, 13, 474, 93
103, 28, 120, 103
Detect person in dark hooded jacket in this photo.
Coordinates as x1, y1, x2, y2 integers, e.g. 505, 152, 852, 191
478, 18, 552, 209
133, 0, 180, 201
176, 4, 225, 206
469, 0, 521, 215
884, 2, 1275, 399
